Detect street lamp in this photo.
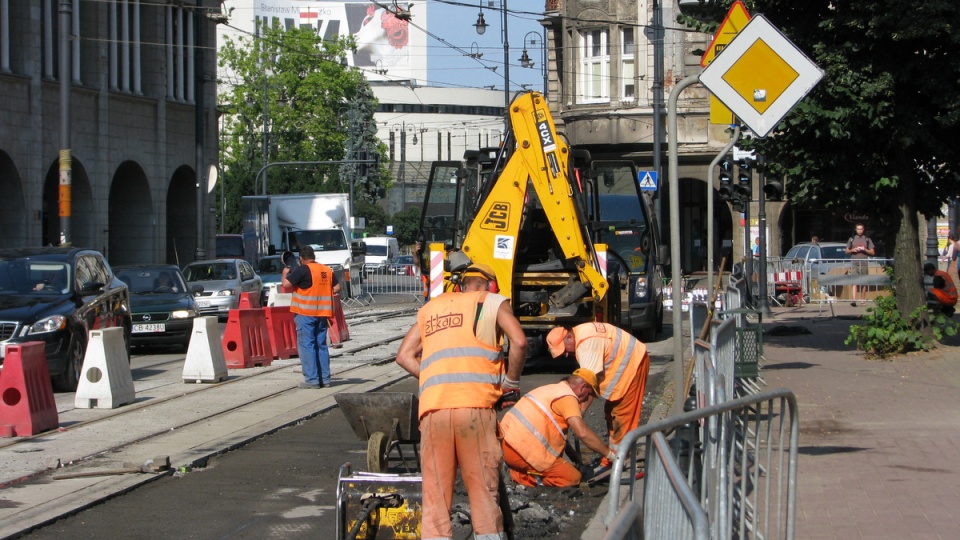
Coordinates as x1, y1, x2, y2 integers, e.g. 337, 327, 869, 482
518, 31, 538, 68
475, 0, 509, 117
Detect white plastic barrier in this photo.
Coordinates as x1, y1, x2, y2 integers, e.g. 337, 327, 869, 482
75, 327, 136, 409
182, 317, 228, 383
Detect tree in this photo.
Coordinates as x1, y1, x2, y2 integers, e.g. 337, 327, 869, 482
391, 207, 423, 248
354, 199, 388, 236
218, 25, 389, 232
683, 1, 960, 325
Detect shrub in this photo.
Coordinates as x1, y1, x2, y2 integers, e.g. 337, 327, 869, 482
846, 294, 958, 359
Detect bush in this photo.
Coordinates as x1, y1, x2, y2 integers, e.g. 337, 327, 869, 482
846, 294, 958, 359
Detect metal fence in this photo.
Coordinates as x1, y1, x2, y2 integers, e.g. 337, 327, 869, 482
351, 264, 423, 305
763, 257, 893, 305
603, 388, 799, 540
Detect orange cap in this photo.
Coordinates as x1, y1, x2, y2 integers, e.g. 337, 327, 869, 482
546, 327, 569, 358
572, 368, 599, 396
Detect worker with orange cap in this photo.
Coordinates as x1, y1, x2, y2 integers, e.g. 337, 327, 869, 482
395, 262, 527, 540
500, 369, 617, 487
544, 322, 650, 469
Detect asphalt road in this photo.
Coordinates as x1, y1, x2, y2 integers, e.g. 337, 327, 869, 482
21, 324, 678, 539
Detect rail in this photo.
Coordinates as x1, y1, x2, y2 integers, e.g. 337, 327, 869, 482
763, 257, 893, 305
604, 388, 799, 540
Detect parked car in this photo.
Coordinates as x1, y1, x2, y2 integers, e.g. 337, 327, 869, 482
0, 247, 132, 392
115, 265, 200, 351
256, 252, 298, 305
783, 242, 851, 274
182, 259, 262, 318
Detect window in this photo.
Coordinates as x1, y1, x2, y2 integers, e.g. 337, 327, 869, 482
578, 29, 609, 103
621, 28, 635, 101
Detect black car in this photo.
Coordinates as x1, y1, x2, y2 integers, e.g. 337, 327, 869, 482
0, 247, 132, 392
115, 265, 200, 351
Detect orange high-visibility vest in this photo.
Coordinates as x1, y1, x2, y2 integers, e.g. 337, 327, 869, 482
500, 382, 578, 471
571, 322, 647, 401
932, 270, 958, 306
290, 262, 335, 318
417, 290, 503, 418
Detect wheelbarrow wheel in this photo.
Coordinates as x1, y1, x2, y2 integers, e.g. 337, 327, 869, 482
367, 431, 389, 472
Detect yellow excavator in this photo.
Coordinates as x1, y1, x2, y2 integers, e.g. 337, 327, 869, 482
417, 91, 628, 355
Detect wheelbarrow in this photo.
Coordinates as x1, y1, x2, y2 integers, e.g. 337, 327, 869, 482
334, 392, 421, 473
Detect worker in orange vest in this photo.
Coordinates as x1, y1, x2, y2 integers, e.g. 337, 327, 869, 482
545, 322, 651, 471
283, 245, 340, 389
500, 369, 616, 487
395, 262, 527, 540
924, 262, 957, 316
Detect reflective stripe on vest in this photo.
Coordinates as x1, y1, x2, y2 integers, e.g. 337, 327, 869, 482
501, 382, 577, 471
417, 291, 504, 416
504, 407, 562, 460
574, 322, 646, 401
420, 346, 502, 373
291, 263, 334, 317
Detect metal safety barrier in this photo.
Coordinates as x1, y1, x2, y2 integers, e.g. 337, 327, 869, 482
360, 264, 423, 302
764, 257, 893, 305
604, 388, 799, 540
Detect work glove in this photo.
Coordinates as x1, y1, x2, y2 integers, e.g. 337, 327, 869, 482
495, 389, 521, 410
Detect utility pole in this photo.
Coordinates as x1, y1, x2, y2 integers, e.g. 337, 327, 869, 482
58, 0, 72, 246
651, 0, 664, 230
193, 6, 206, 260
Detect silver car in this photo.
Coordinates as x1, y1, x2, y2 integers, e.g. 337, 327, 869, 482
182, 259, 262, 318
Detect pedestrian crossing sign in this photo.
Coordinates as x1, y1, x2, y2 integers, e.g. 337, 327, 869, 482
638, 171, 658, 191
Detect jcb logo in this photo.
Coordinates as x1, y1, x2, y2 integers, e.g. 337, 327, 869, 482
479, 202, 511, 231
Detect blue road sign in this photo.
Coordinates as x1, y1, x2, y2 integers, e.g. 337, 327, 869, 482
638, 171, 658, 191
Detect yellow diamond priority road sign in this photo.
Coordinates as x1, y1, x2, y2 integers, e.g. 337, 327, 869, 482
699, 14, 823, 138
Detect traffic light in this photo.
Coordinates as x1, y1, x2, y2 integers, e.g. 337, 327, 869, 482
763, 179, 784, 201
736, 159, 752, 202
718, 159, 734, 201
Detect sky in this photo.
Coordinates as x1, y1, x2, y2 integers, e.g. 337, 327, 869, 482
420, 0, 547, 93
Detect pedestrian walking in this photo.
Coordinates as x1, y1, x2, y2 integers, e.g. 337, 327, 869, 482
395, 262, 527, 540
500, 369, 615, 487
282, 245, 340, 388
544, 322, 651, 471
845, 223, 875, 306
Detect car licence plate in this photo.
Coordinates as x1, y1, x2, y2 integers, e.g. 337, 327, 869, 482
197, 300, 210, 308
133, 323, 166, 333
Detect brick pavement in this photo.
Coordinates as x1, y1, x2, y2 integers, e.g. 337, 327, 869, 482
760, 303, 960, 539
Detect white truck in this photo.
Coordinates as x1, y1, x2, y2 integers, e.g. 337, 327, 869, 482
241, 194, 365, 287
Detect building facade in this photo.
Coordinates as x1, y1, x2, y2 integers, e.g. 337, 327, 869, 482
0, 0, 219, 265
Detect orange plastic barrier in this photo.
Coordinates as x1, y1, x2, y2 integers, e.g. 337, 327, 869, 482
238, 291, 261, 309
263, 306, 298, 359
0, 342, 59, 437
221, 308, 273, 368
328, 294, 350, 347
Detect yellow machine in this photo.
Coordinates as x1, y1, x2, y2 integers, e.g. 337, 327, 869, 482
418, 91, 626, 351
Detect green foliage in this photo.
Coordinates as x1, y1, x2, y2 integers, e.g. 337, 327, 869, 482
354, 199, 388, 236
846, 294, 959, 359
217, 25, 385, 231
391, 207, 423, 248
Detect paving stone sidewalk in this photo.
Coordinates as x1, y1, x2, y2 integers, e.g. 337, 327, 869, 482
760, 304, 960, 539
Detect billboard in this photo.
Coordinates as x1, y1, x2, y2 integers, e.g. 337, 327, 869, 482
254, 1, 427, 83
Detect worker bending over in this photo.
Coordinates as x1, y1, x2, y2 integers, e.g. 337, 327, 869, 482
545, 322, 651, 469
500, 369, 616, 487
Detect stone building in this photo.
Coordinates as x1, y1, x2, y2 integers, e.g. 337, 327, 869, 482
0, 0, 219, 265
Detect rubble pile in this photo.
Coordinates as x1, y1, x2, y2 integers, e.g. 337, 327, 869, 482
451, 478, 604, 538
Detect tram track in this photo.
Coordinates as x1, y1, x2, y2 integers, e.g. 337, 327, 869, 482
0, 305, 417, 462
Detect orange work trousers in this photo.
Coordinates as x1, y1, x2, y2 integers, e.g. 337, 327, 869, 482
420, 408, 503, 540
603, 352, 651, 463
502, 442, 581, 488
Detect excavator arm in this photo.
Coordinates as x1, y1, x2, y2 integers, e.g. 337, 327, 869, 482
461, 92, 608, 305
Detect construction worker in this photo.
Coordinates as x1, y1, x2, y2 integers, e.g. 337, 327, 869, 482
545, 323, 650, 470
282, 245, 340, 388
500, 369, 616, 487
395, 262, 527, 540
924, 262, 957, 316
